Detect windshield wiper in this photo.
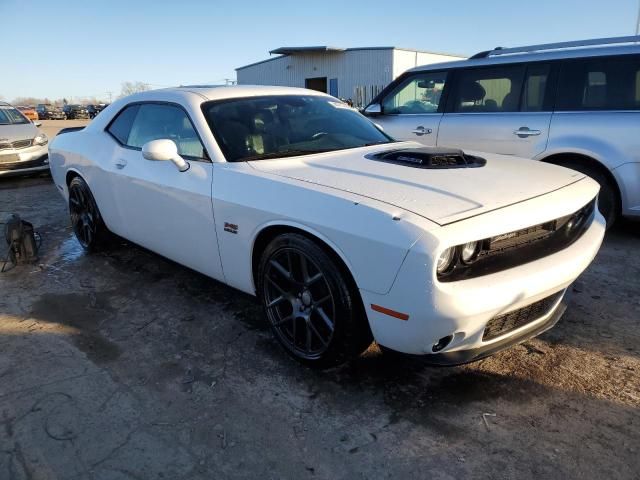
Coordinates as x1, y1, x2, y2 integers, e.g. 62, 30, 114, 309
242, 149, 331, 161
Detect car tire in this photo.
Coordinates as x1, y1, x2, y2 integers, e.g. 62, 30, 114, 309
557, 161, 619, 228
257, 233, 371, 368
68, 176, 110, 251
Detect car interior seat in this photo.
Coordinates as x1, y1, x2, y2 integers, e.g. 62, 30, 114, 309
458, 81, 486, 112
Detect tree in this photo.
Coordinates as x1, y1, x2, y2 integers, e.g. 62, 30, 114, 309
119, 81, 150, 98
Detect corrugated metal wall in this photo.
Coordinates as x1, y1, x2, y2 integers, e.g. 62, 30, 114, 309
392, 50, 463, 78
237, 48, 464, 107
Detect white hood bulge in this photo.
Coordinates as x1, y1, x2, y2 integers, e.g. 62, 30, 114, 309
249, 146, 586, 225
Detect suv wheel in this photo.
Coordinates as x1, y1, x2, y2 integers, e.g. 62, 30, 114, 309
257, 233, 371, 368
557, 161, 619, 228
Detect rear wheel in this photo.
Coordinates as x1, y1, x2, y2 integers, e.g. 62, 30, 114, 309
557, 161, 619, 228
257, 233, 371, 368
68, 176, 110, 251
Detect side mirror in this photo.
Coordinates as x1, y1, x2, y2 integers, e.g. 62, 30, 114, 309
34, 122, 42, 127
142, 139, 189, 172
363, 103, 382, 116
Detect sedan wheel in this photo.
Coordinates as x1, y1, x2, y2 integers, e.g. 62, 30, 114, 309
258, 233, 371, 367
68, 176, 109, 250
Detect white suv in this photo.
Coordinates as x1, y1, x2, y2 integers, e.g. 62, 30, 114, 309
366, 36, 640, 227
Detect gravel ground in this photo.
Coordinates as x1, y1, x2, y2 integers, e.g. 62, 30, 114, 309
0, 170, 638, 479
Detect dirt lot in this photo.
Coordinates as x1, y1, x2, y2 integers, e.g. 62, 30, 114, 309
0, 138, 638, 478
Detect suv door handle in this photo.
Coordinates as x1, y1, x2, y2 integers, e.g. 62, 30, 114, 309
513, 127, 541, 137
115, 159, 127, 169
411, 126, 432, 136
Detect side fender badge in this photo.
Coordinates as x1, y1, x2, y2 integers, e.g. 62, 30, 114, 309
224, 222, 238, 234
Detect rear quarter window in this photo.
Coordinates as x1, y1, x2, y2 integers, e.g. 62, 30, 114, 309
557, 55, 640, 111
107, 105, 140, 144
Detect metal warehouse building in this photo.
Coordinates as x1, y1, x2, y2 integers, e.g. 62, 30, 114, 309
236, 46, 464, 108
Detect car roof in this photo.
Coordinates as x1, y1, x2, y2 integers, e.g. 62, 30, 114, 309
126, 84, 330, 103
407, 42, 640, 73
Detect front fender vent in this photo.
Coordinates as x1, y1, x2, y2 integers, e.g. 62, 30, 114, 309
368, 147, 486, 169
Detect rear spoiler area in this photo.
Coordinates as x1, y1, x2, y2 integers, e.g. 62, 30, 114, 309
57, 126, 85, 135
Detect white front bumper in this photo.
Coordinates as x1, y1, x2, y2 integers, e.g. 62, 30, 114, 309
360, 176, 606, 359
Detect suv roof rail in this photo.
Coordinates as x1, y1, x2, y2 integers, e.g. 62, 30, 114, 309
471, 35, 640, 59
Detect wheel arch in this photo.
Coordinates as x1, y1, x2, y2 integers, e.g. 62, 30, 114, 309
65, 168, 83, 187
251, 223, 359, 296
540, 152, 621, 209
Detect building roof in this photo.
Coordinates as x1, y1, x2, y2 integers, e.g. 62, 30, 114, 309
269, 46, 345, 55
236, 46, 465, 71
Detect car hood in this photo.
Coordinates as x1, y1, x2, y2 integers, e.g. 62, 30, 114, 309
248, 143, 586, 225
0, 123, 37, 142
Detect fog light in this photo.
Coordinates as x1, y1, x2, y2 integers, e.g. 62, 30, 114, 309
437, 247, 456, 274
432, 335, 453, 353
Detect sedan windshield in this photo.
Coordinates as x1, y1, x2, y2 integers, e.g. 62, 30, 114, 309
202, 95, 394, 162
0, 106, 30, 125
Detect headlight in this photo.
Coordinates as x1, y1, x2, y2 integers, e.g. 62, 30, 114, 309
33, 133, 48, 146
436, 247, 456, 274
461, 241, 481, 264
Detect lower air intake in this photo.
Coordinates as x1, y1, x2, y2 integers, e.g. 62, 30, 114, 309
483, 291, 563, 341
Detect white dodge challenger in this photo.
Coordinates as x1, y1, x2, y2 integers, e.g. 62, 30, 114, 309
49, 86, 605, 367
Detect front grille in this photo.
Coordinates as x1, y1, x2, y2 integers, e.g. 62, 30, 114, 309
439, 198, 597, 282
0, 139, 33, 150
483, 291, 563, 341
0, 156, 48, 171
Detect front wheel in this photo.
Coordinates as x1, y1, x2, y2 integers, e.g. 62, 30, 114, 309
257, 233, 371, 368
68, 176, 110, 251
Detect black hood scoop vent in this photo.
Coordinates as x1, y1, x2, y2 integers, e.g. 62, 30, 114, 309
368, 147, 486, 169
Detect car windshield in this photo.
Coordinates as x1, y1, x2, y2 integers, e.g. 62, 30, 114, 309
0, 106, 30, 125
202, 95, 394, 162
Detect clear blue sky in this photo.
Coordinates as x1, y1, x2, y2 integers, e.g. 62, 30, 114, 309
2, 0, 639, 102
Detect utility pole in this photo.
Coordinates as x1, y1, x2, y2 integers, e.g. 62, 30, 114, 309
636, 0, 640, 35
106, 91, 112, 103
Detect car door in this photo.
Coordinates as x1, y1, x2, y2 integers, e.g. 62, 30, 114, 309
437, 63, 554, 158
105, 102, 224, 281
374, 71, 450, 146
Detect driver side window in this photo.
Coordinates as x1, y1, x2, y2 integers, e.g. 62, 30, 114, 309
125, 103, 205, 159
382, 72, 448, 114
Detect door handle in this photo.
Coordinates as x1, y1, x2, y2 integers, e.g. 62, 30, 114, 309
411, 126, 432, 136
115, 159, 127, 169
513, 127, 541, 137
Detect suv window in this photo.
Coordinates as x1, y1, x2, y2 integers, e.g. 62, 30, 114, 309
522, 64, 551, 112
451, 65, 525, 113
127, 104, 205, 159
382, 72, 448, 114
557, 55, 640, 111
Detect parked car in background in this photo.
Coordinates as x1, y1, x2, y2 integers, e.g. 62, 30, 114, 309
0, 102, 49, 176
366, 36, 640, 227
63, 104, 89, 120
36, 104, 66, 120
87, 103, 109, 119
16, 106, 39, 122
49, 86, 604, 367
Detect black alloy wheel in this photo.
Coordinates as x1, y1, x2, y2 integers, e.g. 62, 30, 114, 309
258, 233, 371, 367
68, 176, 109, 250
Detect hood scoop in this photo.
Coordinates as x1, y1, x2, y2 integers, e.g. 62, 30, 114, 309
368, 147, 486, 169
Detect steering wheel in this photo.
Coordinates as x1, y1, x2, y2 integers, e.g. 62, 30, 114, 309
312, 132, 328, 140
